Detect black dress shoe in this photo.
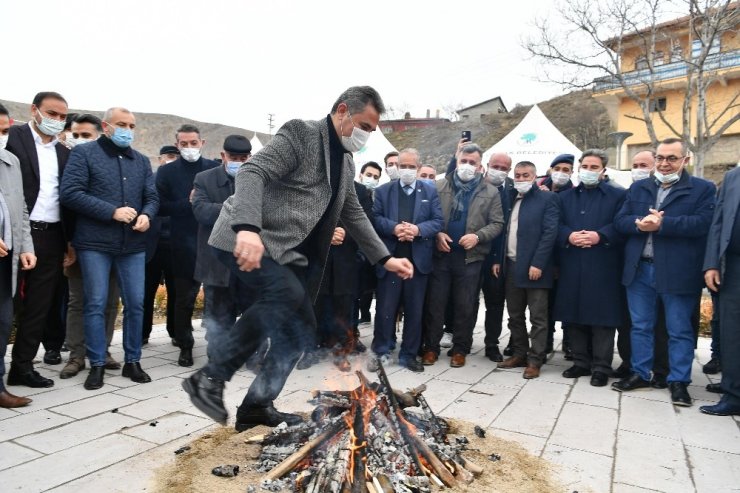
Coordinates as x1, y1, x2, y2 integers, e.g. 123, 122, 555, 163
400, 358, 424, 373
706, 383, 724, 394
611, 364, 631, 380
650, 374, 668, 389
590, 371, 609, 387
235, 404, 303, 432
503, 345, 513, 357
84, 366, 105, 390
351, 339, 367, 354
611, 373, 651, 392
485, 347, 504, 363
669, 382, 692, 407
122, 362, 152, 383
563, 347, 574, 361
702, 357, 721, 375
699, 399, 740, 416
182, 370, 227, 424
178, 348, 194, 367
43, 349, 62, 365
7, 369, 54, 388
562, 365, 591, 378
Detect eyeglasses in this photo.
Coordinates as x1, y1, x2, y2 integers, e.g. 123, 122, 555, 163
655, 155, 685, 164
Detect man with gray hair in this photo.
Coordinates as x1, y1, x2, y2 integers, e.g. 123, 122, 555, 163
183, 86, 414, 430
371, 147, 443, 373
61, 107, 159, 390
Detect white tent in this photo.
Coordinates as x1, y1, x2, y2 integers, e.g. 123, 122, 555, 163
482, 105, 581, 177
250, 134, 263, 154
353, 129, 398, 183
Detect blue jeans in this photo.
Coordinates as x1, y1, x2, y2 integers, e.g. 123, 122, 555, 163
77, 250, 145, 367
626, 261, 697, 384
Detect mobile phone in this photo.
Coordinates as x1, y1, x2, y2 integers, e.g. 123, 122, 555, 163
461, 130, 472, 142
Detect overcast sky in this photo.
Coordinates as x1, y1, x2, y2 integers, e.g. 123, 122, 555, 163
4, 0, 564, 132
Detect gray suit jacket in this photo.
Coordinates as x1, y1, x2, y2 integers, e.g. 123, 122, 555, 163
208, 118, 390, 296
704, 167, 740, 275
0, 148, 34, 296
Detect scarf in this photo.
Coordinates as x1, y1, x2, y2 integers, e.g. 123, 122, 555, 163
450, 173, 481, 222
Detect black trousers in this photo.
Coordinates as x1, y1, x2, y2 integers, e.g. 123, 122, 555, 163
12, 225, 65, 370
172, 276, 200, 350
481, 263, 506, 351
143, 241, 176, 340
203, 249, 316, 410
720, 254, 740, 405
569, 324, 616, 374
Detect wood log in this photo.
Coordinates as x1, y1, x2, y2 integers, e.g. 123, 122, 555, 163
453, 461, 475, 484
407, 434, 457, 488
264, 416, 348, 481
461, 456, 484, 476
374, 474, 395, 493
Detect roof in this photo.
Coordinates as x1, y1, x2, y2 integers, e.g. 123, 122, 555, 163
458, 96, 508, 113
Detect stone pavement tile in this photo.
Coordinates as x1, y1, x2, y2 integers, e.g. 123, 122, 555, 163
488, 428, 547, 456
154, 349, 181, 361
614, 430, 695, 493
569, 377, 620, 409
542, 443, 613, 493
534, 365, 578, 385
50, 393, 139, 420
619, 394, 681, 440
274, 389, 316, 415
0, 406, 20, 421
687, 383, 722, 405
440, 383, 518, 428
121, 411, 215, 444
686, 445, 740, 493
479, 368, 527, 389
674, 405, 740, 454
116, 389, 193, 421
11, 383, 121, 414
549, 402, 618, 456
415, 379, 472, 412
434, 357, 496, 385
0, 409, 74, 441
0, 433, 155, 492
103, 374, 143, 388
142, 362, 196, 380
491, 379, 570, 438
113, 376, 185, 400
617, 385, 674, 404
0, 442, 42, 471
14, 411, 142, 454
137, 355, 178, 368
612, 483, 667, 492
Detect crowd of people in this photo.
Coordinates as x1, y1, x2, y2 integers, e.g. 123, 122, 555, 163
0, 87, 738, 429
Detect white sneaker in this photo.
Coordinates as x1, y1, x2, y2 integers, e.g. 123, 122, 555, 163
367, 353, 392, 372
440, 332, 453, 348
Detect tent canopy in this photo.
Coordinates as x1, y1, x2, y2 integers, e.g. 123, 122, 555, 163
353, 129, 398, 184
482, 105, 582, 177
250, 134, 263, 154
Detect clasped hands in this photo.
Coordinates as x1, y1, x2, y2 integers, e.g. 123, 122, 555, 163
394, 221, 419, 242
568, 230, 600, 248
635, 208, 664, 232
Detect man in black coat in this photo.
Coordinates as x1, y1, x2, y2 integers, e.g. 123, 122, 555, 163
495, 161, 560, 379
6, 92, 70, 388
192, 135, 252, 362
156, 124, 218, 367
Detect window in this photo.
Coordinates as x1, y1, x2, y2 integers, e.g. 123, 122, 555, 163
670, 44, 683, 62
635, 55, 648, 70
649, 97, 667, 112
653, 51, 665, 66
692, 38, 721, 59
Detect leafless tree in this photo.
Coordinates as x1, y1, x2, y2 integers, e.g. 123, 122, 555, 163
525, 0, 740, 176
441, 102, 464, 122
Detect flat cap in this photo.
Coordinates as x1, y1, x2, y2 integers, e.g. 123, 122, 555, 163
550, 153, 574, 168
159, 145, 180, 155
223, 135, 252, 155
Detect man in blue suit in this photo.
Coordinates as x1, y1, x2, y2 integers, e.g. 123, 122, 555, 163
612, 138, 715, 407
701, 165, 740, 416
370, 148, 443, 372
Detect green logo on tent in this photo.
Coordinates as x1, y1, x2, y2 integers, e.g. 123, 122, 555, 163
520, 132, 537, 144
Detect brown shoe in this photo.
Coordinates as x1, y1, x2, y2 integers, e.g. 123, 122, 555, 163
450, 353, 466, 368
60, 358, 86, 379
421, 351, 438, 366
523, 364, 541, 379
104, 353, 121, 370
0, 390, 32, 408
498, 356, 527, 369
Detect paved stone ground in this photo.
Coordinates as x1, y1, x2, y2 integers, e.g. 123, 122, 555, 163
1, 315, 739, 493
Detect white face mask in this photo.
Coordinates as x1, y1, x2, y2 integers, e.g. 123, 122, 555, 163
487, 168, 507, 187
514, 181, 533, 195
341, 112, 371, 152
66, 137, 95, 148
180, 147, 201, 163
386, 166, 400, 180
456, 163, 477, 182
654, 169, 681, 185
631, 168, 651, 182
361, 176, 379, 190
578, 169, 602, 187
35, 109, 66, 137
551, 171, 571, 187
0, 134, 8, 150
399, 168, 416, 186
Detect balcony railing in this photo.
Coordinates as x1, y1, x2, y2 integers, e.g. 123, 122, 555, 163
593, 48, 740, 92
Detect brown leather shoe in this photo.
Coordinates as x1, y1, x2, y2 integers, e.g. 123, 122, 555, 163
60, 358, 86, 379
0, 390, 32, 408
421, 351, 438, 366
104, 353, 121, 370
450, 353, 466, 368
523, 364, 541, 379
498, 356, 527, 369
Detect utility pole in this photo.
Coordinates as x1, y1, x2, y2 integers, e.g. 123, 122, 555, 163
268, 113, 275, 136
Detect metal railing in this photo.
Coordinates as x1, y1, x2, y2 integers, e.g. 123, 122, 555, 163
593, 48, 740, 92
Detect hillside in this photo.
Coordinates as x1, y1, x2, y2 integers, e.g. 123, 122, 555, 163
0, 99, 271, 166
384, 90, 612, 171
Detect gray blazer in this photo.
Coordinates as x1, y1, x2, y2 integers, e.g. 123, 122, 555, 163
208, 118, 390, 296
704, 167, 740, 275
0, 148, 34, 296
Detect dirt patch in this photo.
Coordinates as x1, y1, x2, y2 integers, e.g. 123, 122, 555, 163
152, 419, 562, 493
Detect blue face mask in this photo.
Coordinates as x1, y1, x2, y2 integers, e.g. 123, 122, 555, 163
225, 161, 241, 177
109, 127, 134, 148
